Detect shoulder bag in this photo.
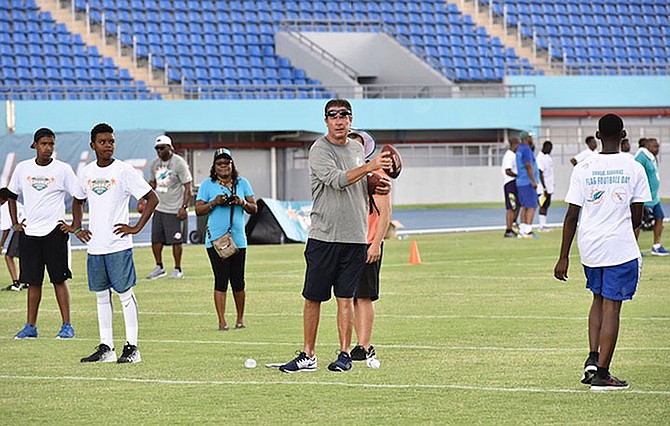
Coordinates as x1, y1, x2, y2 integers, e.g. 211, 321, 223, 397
207, 183, 239, 260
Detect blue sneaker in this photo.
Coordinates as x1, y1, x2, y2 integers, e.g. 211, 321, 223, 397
56, 323, 75, 339
651, 245, 669, 256
14, 323, 38, 339
327, 351, 352, 372
279, 351, 317, 373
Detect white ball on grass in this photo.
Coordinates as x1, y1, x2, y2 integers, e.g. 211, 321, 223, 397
367, 358, 380, 369
244, 358, 257, 369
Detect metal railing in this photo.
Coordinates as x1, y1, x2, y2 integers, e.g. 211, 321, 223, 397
0, 83, 535, 101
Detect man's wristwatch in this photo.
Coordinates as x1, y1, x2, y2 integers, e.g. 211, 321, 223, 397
181, 204, 188, 209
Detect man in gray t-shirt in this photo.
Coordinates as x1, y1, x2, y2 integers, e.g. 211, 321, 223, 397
278, 99, 392, 373
146, 135, 193, 280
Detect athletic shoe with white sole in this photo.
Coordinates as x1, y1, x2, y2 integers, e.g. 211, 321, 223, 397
2, 282, 21, 291
581, 353, 598, 385
651, 245, 669, 256
327, 351, 352, 372
279, 351, 317, 373
146, 265, 166, 280
117, 343, 142, 363
81, 344, 117, 363
14, 323, 38, 339
591, 374, 629, 391
56, 322, 75, 339
169, 268, 184, 279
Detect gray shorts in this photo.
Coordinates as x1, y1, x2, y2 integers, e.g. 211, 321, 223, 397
5, 231, 19, 258
151, 211, 187, 245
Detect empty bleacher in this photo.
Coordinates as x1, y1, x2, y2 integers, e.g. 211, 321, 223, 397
0, 0, 668, 100
0, 0, 154, 99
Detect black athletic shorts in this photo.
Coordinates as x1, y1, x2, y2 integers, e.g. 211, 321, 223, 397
151, 211, 187, 245
504, 180, 518, 211
207, 246, 246, 292
355, 242, 383, 301
302, 239, 367, 301
19, 225, 72, 286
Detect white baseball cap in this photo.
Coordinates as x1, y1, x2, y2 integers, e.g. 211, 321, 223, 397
155, 135, 172, 147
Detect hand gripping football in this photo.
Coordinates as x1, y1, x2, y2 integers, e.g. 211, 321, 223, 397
381, 145, 402, 179
366, 171, 385, 195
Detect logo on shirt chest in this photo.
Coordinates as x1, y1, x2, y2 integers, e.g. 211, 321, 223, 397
27, 175, 55, 191
88, 178, 116, 195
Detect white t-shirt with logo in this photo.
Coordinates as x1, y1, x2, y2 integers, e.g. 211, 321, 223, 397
564, 153, 651, 267
79, 159, 152, 255
501, 150, 517, 184
7, 159, 84, 237
536, 152, 555, 194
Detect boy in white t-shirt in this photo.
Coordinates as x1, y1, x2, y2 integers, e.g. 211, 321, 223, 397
7, 128, 85, 339
71, 123, 158, 364
0, 189, 24, 291
554, 114, 651, 391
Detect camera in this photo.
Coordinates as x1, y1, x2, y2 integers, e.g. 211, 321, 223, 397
221, 194, 238, 206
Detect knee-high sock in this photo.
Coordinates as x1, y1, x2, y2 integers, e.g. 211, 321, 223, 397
539, 215, 547, 228
96, 290, 114, 349
118, 288, 139, 346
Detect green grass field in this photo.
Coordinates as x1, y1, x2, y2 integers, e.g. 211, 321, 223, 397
1, 229, 668, 425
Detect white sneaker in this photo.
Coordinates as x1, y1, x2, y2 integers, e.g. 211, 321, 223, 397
146, 265, 166, 280
169, 269, 184, 279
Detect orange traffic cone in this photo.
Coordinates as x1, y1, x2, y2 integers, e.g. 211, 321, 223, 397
409, 240, 423, 265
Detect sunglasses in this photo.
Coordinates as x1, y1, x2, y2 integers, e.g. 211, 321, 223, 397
216, 160, 233, 166
326, 109, 352, 118
155, 145, 169, 151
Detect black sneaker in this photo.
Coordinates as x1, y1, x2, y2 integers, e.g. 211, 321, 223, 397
581, 353, 598, 384
350, 345, 367, 361
591, 374, 629, 391
81, 344, 117, 363
2, 282, 21, 291
503, 230, 517, 238
327, 351, 352, 372
117, 342, 141, 363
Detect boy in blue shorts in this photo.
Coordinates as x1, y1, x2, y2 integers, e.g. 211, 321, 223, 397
71, 123, 158, 363
554, 114, 651, 390
515, 131, 540, 238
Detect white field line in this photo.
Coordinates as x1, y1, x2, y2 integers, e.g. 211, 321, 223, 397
2, 335, 668, 352
1, 374, 668, 395
1, 308, 668, 322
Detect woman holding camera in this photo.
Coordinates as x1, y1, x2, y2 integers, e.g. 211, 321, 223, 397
195, 147, 257, 331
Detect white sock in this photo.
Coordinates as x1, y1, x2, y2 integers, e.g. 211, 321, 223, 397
539, 215, 547, 228
118, 288, 139, 346
96, 290, 114, 349
519, 223, 528, 235
653, 243, 661, 249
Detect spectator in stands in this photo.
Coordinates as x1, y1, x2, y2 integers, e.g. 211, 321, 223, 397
146, 135, 193, 280
536, 141, 555, 232
279, 99, 391, 373
7, 127, 82, 339
555, 113, 650, 390
570, 136, 598, 166
348, 130, 390, 366
75, 123, 158, 364
0, 188, 23, 291
634, 138, 668, 256
502, 138, 520, 237
195, 148, 257, 331
620, 138, 634, 158
515, 131, 540, 238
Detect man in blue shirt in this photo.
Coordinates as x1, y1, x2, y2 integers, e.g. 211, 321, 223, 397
515, 131, 540, 238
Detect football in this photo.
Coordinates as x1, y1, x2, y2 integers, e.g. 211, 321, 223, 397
366, 171, 386, 195
381, 145, 402, 179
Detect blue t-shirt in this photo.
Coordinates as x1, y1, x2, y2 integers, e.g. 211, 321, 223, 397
196, 177, 254, 249
515, 144, 539, 187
